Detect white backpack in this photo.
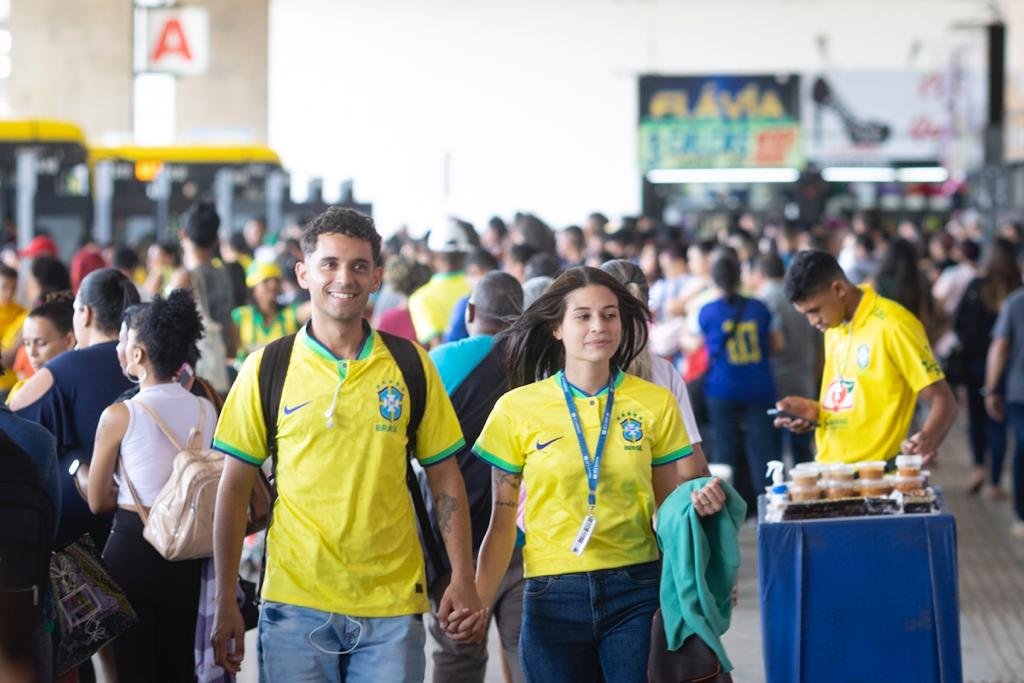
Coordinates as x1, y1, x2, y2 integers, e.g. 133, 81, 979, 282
121, 397, 223, 560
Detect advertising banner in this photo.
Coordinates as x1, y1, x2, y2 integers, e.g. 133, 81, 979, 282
638, 75, 802, 171
801, 72, 956, 165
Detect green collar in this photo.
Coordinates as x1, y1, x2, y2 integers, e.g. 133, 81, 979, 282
299, 321, 375, 363
554, 368, 625, 398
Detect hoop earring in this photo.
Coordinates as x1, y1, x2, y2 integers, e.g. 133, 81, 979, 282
124, 362, 148, 384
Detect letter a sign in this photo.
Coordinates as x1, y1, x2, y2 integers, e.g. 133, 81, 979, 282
145, 8, 209, 75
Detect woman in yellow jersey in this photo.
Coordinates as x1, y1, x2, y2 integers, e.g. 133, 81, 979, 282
452, 267, 725, 682
230, 261, 308, 366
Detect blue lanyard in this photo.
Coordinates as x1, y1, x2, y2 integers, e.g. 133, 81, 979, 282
559, 372, 616, 511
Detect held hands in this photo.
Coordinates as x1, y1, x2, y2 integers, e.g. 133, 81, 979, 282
773, 397, 819, 434
691, 476, 726, 517
985, 393, 1005, 422
211, 600, 246, 674
438, 576, 489, 644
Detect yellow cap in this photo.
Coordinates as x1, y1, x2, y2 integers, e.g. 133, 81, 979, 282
246, 261, 283, 288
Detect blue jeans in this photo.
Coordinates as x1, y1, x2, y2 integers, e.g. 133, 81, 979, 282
519, 561, 660, 683
1008, 402, 1024, 521
706, 397, 781, 492
258, 601, 425, 683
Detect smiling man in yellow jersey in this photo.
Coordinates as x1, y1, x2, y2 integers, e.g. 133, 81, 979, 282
208, 208, 482, 683
774, 250, 957, 464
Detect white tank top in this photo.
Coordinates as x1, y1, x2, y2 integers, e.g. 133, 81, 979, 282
115, 382, 218, 507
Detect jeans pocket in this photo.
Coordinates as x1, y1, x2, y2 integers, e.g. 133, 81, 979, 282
523, 576, 557, 597
621, 562, 661, 587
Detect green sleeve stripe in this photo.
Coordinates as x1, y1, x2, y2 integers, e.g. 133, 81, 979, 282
420, 438, 466, 467
652, 444, 693, 467
472, 444, 523, 474
213, 439, 265, 466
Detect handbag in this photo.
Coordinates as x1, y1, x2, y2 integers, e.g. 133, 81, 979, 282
647, 609, 732, 683
50, 535, 138, 676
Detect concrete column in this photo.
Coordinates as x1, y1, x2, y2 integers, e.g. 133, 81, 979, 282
8, 0, 133, 140
175, 0, 268, 143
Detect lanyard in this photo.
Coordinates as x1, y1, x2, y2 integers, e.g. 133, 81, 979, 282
559, 371, 615, 511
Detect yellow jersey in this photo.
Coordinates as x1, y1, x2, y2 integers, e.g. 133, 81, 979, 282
231, 304, 301, 364
816, 285, 944, 464
473, 370, 692, 578
213, 323, 464, 617
407, 272, 471, 344
0, 302, 26, 391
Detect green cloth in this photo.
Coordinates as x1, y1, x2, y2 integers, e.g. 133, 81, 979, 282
656, 477, 746, 670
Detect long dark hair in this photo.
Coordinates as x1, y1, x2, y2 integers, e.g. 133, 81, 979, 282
874, 238, 929, 317
498, 266, 650, 389
980, 237, 1022, 311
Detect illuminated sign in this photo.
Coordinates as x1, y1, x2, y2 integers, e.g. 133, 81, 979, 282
144, 8, 209, 76
134, 159, 164, 182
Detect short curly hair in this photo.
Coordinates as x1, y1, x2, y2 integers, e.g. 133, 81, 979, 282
784, 250, 846, 303
301, 207, 382, 267
129, 289, 205, 380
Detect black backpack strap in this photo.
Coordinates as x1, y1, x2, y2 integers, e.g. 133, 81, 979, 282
378, 331, 447, 582
255, 333, 295, 597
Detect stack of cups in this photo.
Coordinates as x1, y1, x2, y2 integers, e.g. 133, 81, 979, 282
855, 461, 893, 497
788, 463, 823, 501
893, 454, 925, 495
823, 464, 856, 500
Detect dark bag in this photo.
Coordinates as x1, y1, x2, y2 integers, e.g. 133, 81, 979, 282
0, 427, 55, 667
50, 535, 138, 675
647, 609, 733, 683
256, 327, 447, 599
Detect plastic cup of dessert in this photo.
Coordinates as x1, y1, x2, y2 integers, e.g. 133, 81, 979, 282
893, 474, 925, 495
825, 464, 856, 481
790, 464, 821, 486
895, 454, 923, 478
788, 483, 823, 502
859, 478, 894, 497
824, 479, 854, 500
855, 461, 887, 480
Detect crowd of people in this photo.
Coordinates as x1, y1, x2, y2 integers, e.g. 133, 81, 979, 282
0, 199, 1022, 683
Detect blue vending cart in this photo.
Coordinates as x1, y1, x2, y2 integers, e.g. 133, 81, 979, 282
757, 492, 962, 682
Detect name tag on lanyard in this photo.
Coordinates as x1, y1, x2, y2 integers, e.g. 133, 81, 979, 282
560, 372, 615, 556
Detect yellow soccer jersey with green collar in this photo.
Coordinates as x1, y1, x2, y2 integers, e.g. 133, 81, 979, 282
213, 324, 465, 617
473, 370, 692, 579
816, 285, 944, 464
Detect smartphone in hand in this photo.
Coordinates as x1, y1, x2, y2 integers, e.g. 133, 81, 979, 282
767, 408, 819, 428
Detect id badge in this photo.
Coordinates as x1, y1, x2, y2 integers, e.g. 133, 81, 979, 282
570, 514, 597, 556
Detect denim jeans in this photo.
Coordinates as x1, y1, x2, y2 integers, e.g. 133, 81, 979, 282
519, 561, 660, 683
258, 601, 425, 683
706, 397, 781, 494
1007, 402, 1024, 521
966, 376, 1009, 485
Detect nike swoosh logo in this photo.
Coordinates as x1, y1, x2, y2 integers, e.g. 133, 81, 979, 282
535, 436, 563, 451
283, 401, 312, 416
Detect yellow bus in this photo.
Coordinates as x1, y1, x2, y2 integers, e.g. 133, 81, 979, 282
0, 119, 91, 259
89, 144, 285, 245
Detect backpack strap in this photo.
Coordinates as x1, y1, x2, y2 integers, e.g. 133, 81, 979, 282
378, 331, 447, 582
254, 333, 296, 597
134, 399, 185, 451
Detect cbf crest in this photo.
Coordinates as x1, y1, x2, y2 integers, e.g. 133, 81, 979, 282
377, 382, 405, 423
618, 410, 645, 451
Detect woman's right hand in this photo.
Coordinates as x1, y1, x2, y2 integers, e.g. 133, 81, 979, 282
211, 602, 246, 673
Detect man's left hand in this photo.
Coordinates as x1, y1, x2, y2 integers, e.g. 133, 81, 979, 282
437, 577, 486, 642
901, 430, 939, 464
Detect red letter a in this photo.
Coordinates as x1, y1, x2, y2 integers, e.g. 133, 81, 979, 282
152, 18, 192, 62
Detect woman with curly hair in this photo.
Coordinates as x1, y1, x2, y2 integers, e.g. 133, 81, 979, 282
86, 289, 216, 681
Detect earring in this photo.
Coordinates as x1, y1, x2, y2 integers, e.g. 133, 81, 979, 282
124, 362, 148, 384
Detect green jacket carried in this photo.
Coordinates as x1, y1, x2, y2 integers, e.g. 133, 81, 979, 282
656, 477, 746, 670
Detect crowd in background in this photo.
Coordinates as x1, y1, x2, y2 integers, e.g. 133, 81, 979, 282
2, 200, 1024, 681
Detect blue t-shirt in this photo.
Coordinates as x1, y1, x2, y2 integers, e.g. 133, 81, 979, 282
698, 296, 777, 404
444, 295, 470, 343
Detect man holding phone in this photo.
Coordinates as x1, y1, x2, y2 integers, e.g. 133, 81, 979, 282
774, 251, 957, 464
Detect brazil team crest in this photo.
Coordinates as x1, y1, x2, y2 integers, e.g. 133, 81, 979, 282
378, 384, 404, 422
621, 418, 643, 443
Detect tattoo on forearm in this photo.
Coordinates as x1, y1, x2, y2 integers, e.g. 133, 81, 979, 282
494, 470, 522, 491
495, 499, 518, 509
435, 492, 457, 536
